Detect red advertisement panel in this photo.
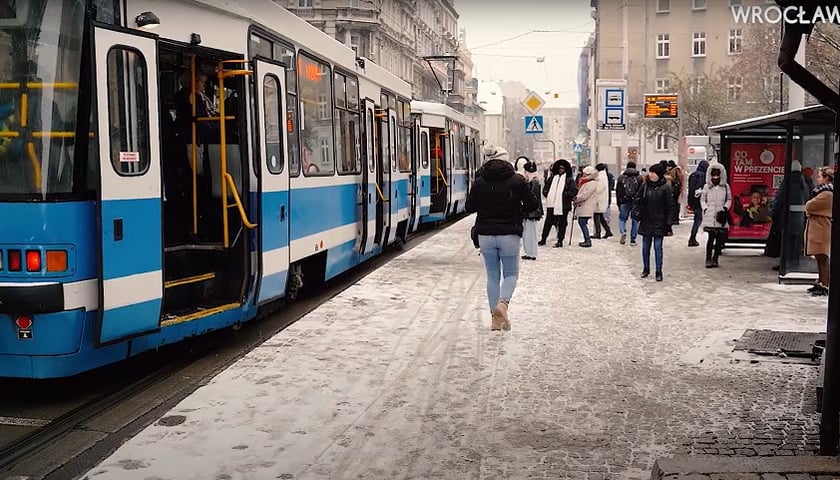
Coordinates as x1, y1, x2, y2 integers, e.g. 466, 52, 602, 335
728, 143, 786, 240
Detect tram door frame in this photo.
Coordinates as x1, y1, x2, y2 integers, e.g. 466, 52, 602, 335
253, 58, 290, 304
359, 98, 380, 253
92, 24, 164, 344
410, 123, 430, 232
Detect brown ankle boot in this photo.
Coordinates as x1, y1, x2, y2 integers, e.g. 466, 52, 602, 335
492, 300, 510, 331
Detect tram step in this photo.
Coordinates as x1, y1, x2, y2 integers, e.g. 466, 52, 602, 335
164, 272, 216, 289
164, 243, 226, 253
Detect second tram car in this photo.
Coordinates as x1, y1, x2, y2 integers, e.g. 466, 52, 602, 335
0, 0, 481, 378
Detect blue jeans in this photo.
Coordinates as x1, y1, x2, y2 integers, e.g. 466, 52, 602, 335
618, 204, 639, 241
578, 217, 591, 243
641, 235, 664, 273
690, 207, 703, 239
478, 234, 521, 312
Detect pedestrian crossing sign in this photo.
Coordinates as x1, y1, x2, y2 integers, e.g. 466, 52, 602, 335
524, 115, 544, 134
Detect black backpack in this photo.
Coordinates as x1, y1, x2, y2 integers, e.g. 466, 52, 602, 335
619, 174, 641, 202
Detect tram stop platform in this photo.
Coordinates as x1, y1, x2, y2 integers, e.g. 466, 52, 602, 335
82, 215, 834, 480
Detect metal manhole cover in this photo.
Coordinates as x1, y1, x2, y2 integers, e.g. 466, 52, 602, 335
733, 329, 825, 357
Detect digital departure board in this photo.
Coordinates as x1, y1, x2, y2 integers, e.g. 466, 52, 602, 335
644, 94, 679, 119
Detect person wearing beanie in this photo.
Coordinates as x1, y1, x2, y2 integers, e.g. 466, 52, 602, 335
573, 165, 600, 247
466, 153, 539, 331
687, 160, 709, 247
616, 160, 642, 246
634, 163, 676, 281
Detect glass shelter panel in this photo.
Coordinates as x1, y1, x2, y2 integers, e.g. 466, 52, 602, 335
780, 131, 830, 276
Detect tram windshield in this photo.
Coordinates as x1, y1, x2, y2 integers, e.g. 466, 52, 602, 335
0, 0, 86, 200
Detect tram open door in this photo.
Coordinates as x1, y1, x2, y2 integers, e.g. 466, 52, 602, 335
92, 25, 164, 343
359, 98, 384, 254
253, 58, 290, 303
409, 122, 430, 233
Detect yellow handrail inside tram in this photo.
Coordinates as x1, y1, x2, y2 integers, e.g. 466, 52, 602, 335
224, 172, 257, 230
374, 181, 387, 202
25, 142, 42, 188
435, 166, 449, 187
217, 59, 253, 248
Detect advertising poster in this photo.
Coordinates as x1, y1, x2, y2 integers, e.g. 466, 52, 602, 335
728, 143, 786, 240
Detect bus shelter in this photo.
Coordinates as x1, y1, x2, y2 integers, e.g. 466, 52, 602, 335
710, 105, 835, 283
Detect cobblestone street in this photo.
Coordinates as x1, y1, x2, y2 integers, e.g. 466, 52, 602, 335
86, 215, 830, 480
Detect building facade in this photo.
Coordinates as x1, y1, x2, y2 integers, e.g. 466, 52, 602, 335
587, 0, 784, 172
284, 0, 474, 109
476, 80, 505, 150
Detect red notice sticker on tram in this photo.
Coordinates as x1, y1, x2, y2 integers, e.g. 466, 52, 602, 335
119, 151, 140, 163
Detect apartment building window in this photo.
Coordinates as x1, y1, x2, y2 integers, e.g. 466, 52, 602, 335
298, 0, 312, 7
729, 0, 742, 5
692, 32, 706, 57
350, 0, 360, 6
690, 77, 705, 95
728, 28, 742, 54
692, 0, 706, 9
656, 34, 670, 59
349, 34, 360, 55
764, 75, 781, 102
728, 76, 743, 100
656, 0, 669, 12
656, 133, 669, 151
655, 78, 670, 94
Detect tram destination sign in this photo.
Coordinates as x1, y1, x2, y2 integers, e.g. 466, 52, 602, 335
644, 94, 679, 119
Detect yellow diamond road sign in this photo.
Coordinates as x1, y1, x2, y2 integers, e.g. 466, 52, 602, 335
523, 92, 545, 114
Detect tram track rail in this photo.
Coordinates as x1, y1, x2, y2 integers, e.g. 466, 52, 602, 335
0, 223, 444, 480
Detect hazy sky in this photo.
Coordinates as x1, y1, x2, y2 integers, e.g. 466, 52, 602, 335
457, 1, 594, 108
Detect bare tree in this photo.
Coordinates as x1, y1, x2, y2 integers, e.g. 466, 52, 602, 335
805, 22, 840, 103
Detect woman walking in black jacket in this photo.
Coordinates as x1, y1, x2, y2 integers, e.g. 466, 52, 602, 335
635, 163, 677, 281
466, 155, 539, 331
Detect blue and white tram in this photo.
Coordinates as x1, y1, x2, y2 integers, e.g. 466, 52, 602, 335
409, 101, 483, 225
0, 0, 424, 379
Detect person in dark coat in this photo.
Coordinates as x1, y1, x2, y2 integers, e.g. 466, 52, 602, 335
687, 160, 709, 247
466, 156, 539, 331
615, 161, 642, 246
769, 160, 808, 271
540, 159, 578, 247
634, 163, 676, 281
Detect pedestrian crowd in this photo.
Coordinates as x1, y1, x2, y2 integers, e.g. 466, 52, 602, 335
465, 145, 833, 332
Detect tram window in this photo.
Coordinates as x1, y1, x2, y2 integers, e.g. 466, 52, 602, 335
250, 34, 272, 60
335, 108, 360, 174
366, 109, 375, 173
274, 44, 296, 94
106, 47, 150, 177
347, 78, 359, 110
91, 0, 120, 23
297, 53, 334, 176
390, 117, 397, 171
398, 126, 410, 173
263, 74, 284, 174
287, 93, 300, 176
334, 72, 346, 109
421, 132, 429, 169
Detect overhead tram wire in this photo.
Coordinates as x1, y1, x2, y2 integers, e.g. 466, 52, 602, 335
470, 24, 594, 51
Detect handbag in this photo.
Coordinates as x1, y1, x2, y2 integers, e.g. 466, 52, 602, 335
715, 209, 729, 226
